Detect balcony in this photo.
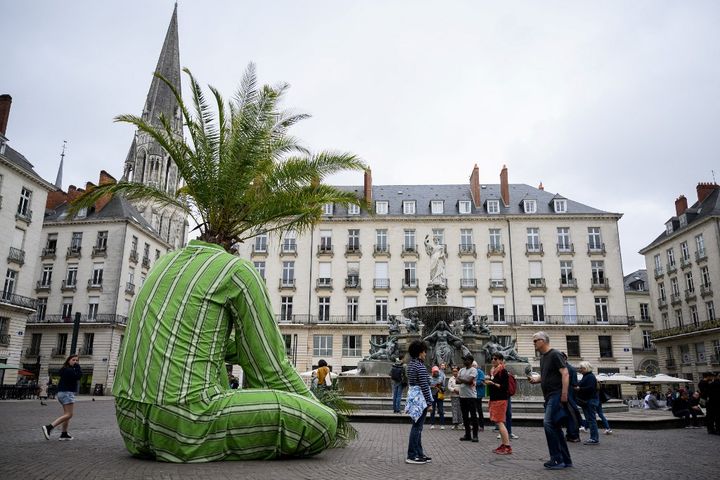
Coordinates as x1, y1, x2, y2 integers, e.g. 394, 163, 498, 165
680, 257, 692, 270
0, 334, 9, 346
35, 281, 51, 293
657, 298, 668, 309
556, 243, 575, 255
274, 314, 390, 325
0, 291, 37, 312
129, 249, 139, 263
695, 250, 707, 263
528, 277, 547, 291
587, 243, 606, 255
7, 247, 25, 266
489, 278, 507, 292
251, 244, 268, 256
373, 244, 390, 258
125, 282, 135, 295
24, 347, 40, 357
87, 279, 103, 291
665, 358, 677, 370
525, 243, 543, 256
92, 245, 107, 258
316, 278, 333, 290
559, 277, 578, 291
66, 246, 81, 259
26, 313, 127, 325
278, 278, 296, 290
487, 244, 505, 257
373, 278, 390, 290
141, 256, 151, 269
41, 247, 56, 260
458, 243, 476, 257
670, 293, 682, 306
651, 317, 720, 341
401, 279, 419, 292
316, 245, 334, 257
344, 277, 361, 290
684, 289, 696, 302
280, 244, 297, 256
654, 267, 664, 279
591, 277, 610, 291
345, 244, 362, 257
61, 280, 77, 292
15, 209, 33, 224
400, 244, 418, 258
460, 278, 477, 291
666, 263, 677, 275
700, 283, 713, 298
479, 314, 633, 326
51, 348, 67, 357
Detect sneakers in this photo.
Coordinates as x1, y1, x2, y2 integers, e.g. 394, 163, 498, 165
583, 439, 599, 445
440, 426, 445, 430
421, 455, 432, 463
544, 460, 568, 470
494, 445, 512, 455
579, 426, 588, 432
471, 437, 479, 442
59, 432, 74, 441
430, 425, 435, 430
459, 436, 472, 441
510, 433, 519, 439
451, 424, 459, 430
42, 424, 53, 440
405, 457, 427, 465
604, 429, 613, 434
567, 437, 581, 443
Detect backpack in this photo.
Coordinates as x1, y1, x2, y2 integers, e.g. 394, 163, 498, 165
390, 365, 403, 383
507, 372, 517, 396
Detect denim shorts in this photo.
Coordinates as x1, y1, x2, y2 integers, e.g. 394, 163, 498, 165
57, 391, 76, 405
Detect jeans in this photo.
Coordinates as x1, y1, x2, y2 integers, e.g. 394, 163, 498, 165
475, 397, 485, 429
596, 402, 610, 430
392, 382, 404, 413
506, 397, 513, 436
407, 407, 428, 459
580, 398, 600, 441
460, 397, 478, 438
430, 395, 445, 425
543, 393, 572, 465
565, 391, 581, 439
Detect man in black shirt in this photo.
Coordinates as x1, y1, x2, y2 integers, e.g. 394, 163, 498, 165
528, 331, 572, 470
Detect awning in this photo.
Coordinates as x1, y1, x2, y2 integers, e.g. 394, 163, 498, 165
17, 369, 35, 376
596, 373, 642, 384
0, 364, 21, 370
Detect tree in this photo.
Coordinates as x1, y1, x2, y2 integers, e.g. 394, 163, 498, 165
72, 64, 368, 251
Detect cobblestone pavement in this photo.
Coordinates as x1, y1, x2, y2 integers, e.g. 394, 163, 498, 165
1, 398, 717, 480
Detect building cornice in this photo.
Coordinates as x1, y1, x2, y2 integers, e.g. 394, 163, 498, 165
42, 217, 172, 249
639, 215, 719, 254
0, 156, 56, 191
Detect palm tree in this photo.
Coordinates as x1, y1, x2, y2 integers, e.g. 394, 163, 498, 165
72, 64, 368, 251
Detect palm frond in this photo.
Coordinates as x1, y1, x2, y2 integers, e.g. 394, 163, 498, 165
311, 384, 359, 447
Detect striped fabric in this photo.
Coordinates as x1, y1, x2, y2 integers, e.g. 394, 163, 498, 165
112, 240, 337, 462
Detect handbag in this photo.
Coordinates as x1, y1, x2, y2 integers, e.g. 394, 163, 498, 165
324, 372, 333, 387
437, 390, 445, 401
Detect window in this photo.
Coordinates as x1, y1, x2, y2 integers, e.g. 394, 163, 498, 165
342, 335, 362, 357
17, 187, 32, 218
489, 228, 502, 250
566, 335, 580, 357
461, 262, 474, 281
375, 229, 388, 252
29, 333, 42, 354
595, 297, 608, 322
591, 261, 605, 285
56, 333, 68, 356
532, 296, 545, 322
70, 232, 83, 252
695, 342, 707, 363
319, 230, 332, 252
155, 249, 160, 261
690, 305, 699, 326
654, 254, 661, 271
560, 261, 574, 284
599, 335, 613, 358
403, 200, 416, 215
322, 203, 334, 215
143, 243, 150, 260
40, 265, 53, 287
563, 297, 577, 324
554, 199, 567, 213
523, 199, 537, 213
526, 228, 540, 250
680, 241, 690, 261
282, 230, 297, 253
347, 262, 360, 287
685, 271, 695, 293
61, 297, 73, 319
405, 296, 419, 308
695, 234, 705, 257
708, 301, 716, 321
529, 261, 543, 285
430, 200, 444, 214
486, 200, 500, 214
253, 261, 266, 280
3, 269, 18, 298
348, 203, 360, 215
490, 262, 504, 288
680, 344, 691, 364
675, 309, 684, 327
658, 282, 666, 301
65, 265, 78, 287
318, 297, 330, 322
88, 297, 99, 320
404, 229, 416, 252
667, 248, 676, 267
128, 267, 135, 285
36, 298, 47, 321
281, 261, 295, 286
670, 277, 680, 296
701, 266, 710, 287
375, 298, 388, 322
45, 233, 58, 254
642, 330, 653, 350
91, 263, 104, 286
375, 201, 389, 215
588, 227, 602, 250
492, 297, 505, 322
458, 200, 471, 214
280, 296, 293, 321
714, 340, 720, 361
432, 228, 445, 245
348, 229, 360, 251
661, 312, 669, 329
462, 296, 476, 315
96, 231, 108, 250
460, 229, 473, 249
131, 236, 138, 252
253, 234, 268, 253
403, 262, 417, 287
346, 297, 359, 322
640, 303, 650, 321
313, 335, 333, 356
557, 227, 571, 251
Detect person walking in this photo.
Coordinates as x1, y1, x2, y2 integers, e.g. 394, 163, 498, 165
405, 340, 433, 464
316, 359, 331, 389
42, 354, 82, 441
390, 359, 405, 414
528, 331, 573, 470
485, 352, 511, 454
447, 367, 462, 429
456, 354, 479, 442
574, 361, 600, 445
429, 366, 446, 429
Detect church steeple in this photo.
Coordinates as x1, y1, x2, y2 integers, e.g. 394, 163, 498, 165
55, 140, 66, 189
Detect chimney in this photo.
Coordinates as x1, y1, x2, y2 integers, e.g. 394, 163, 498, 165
696, 182, 719, 204
94, 170, 117, 212
675, 195, 688, 217
500, 164, 510, 206
46, 189, 68, 210
469, 164, 481, 207
364, 168, 373, 205
67, 185, 84, 203
538, 182, 544, 191
0, 94, 12, 136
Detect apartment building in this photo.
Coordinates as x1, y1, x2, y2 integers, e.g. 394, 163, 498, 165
624, 269, 659, 376
640, 182, 720, 384
236, 165, 635, 377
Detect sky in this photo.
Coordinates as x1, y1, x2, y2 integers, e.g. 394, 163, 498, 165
3, 0, 719, 274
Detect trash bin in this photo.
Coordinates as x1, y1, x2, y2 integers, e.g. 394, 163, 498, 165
93, 383, 104, 396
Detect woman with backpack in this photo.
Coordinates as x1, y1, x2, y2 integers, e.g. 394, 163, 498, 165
485, 352, 511, 454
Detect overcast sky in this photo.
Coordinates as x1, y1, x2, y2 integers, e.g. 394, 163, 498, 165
3, 1, 719, 273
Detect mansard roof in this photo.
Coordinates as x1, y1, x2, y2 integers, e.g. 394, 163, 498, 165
45, 194, 158, 235
331, 183, 614, 217
624, 269, 649, 292
0, 144, 56, 190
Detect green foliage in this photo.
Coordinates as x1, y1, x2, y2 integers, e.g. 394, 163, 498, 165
70, 64, 368, 251
311, 382, 359, 448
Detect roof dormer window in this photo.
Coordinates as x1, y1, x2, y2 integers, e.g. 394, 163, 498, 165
403, 200, 416, 215
375, 201, 389, 215
523, 199, 537, 214
553, 199, 567, 213
322, 203, 334, 215
487, 199, 500, 214
348, 204, 360, 215
678, 214, 687, 228
430, 200, 444, 214
458, 200, 471, 214
665, 221, 674, 235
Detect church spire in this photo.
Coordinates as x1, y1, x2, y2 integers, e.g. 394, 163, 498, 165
55, 140, 66, 189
